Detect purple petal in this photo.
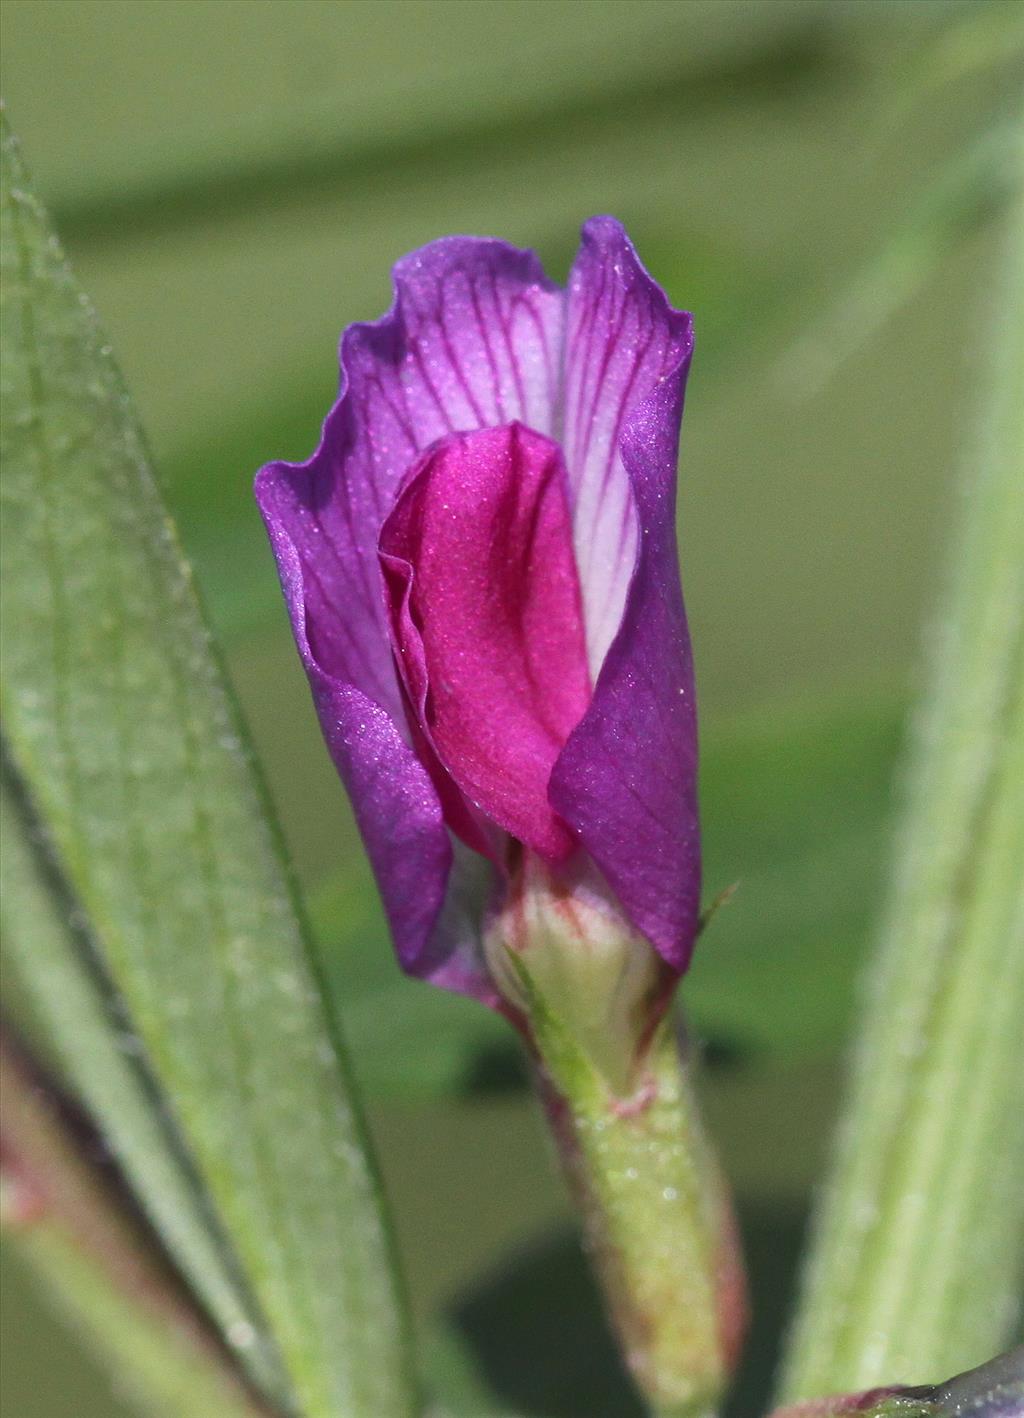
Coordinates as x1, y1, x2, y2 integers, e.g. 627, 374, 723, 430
255, 236, 564, 722
255, 235, 561, 999
384, 238, 564, 439
252, 510, 462, 979
380, 423, 591, 862
550, 222, 699, 972
562, 216, 693, 675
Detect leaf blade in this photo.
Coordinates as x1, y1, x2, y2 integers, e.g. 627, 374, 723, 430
0, 111, 416, 1418
0, 1029, 277, 1418
0, 757, 285, 1398
780, 137, 1024, 1396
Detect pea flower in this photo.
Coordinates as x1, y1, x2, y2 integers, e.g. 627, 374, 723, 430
256, 218, 741, 1412
255, 216, 699, 1029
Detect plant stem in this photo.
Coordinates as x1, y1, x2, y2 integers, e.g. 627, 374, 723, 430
535, 1014, 743, 1418
779, 149, 1024, 1395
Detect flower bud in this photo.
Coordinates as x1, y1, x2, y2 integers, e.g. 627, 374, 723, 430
484, 851, 667, 1093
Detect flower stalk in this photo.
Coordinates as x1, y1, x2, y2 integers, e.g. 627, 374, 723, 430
510, 930, 743, 1416
779, 145, 1024, 1395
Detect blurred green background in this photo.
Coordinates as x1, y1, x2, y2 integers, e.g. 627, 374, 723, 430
2, 1, 1020, 1414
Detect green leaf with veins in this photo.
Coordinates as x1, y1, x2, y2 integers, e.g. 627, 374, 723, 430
0, 111, 416, 1418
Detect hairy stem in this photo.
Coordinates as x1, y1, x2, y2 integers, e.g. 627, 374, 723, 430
534, 1014, 744, 1417
779, 148, 1024, 1395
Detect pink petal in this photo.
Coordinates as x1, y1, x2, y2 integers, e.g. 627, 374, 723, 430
380, 423, 591, 862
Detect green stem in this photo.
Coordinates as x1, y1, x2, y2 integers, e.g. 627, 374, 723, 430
779, 151, 1024, 1395
534, 1014, 742, 1418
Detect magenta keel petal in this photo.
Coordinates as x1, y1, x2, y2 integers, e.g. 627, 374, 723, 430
380, 423, 591, 862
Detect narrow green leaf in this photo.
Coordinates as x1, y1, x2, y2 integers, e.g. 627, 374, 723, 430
780, 143, 1024, 1394
0, 111, 416, 1418
0, 764, 284, 1398
1, 1032, 274, 1418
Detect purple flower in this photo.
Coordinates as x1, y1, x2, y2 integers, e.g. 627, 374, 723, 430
255, 217, 699, 1014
